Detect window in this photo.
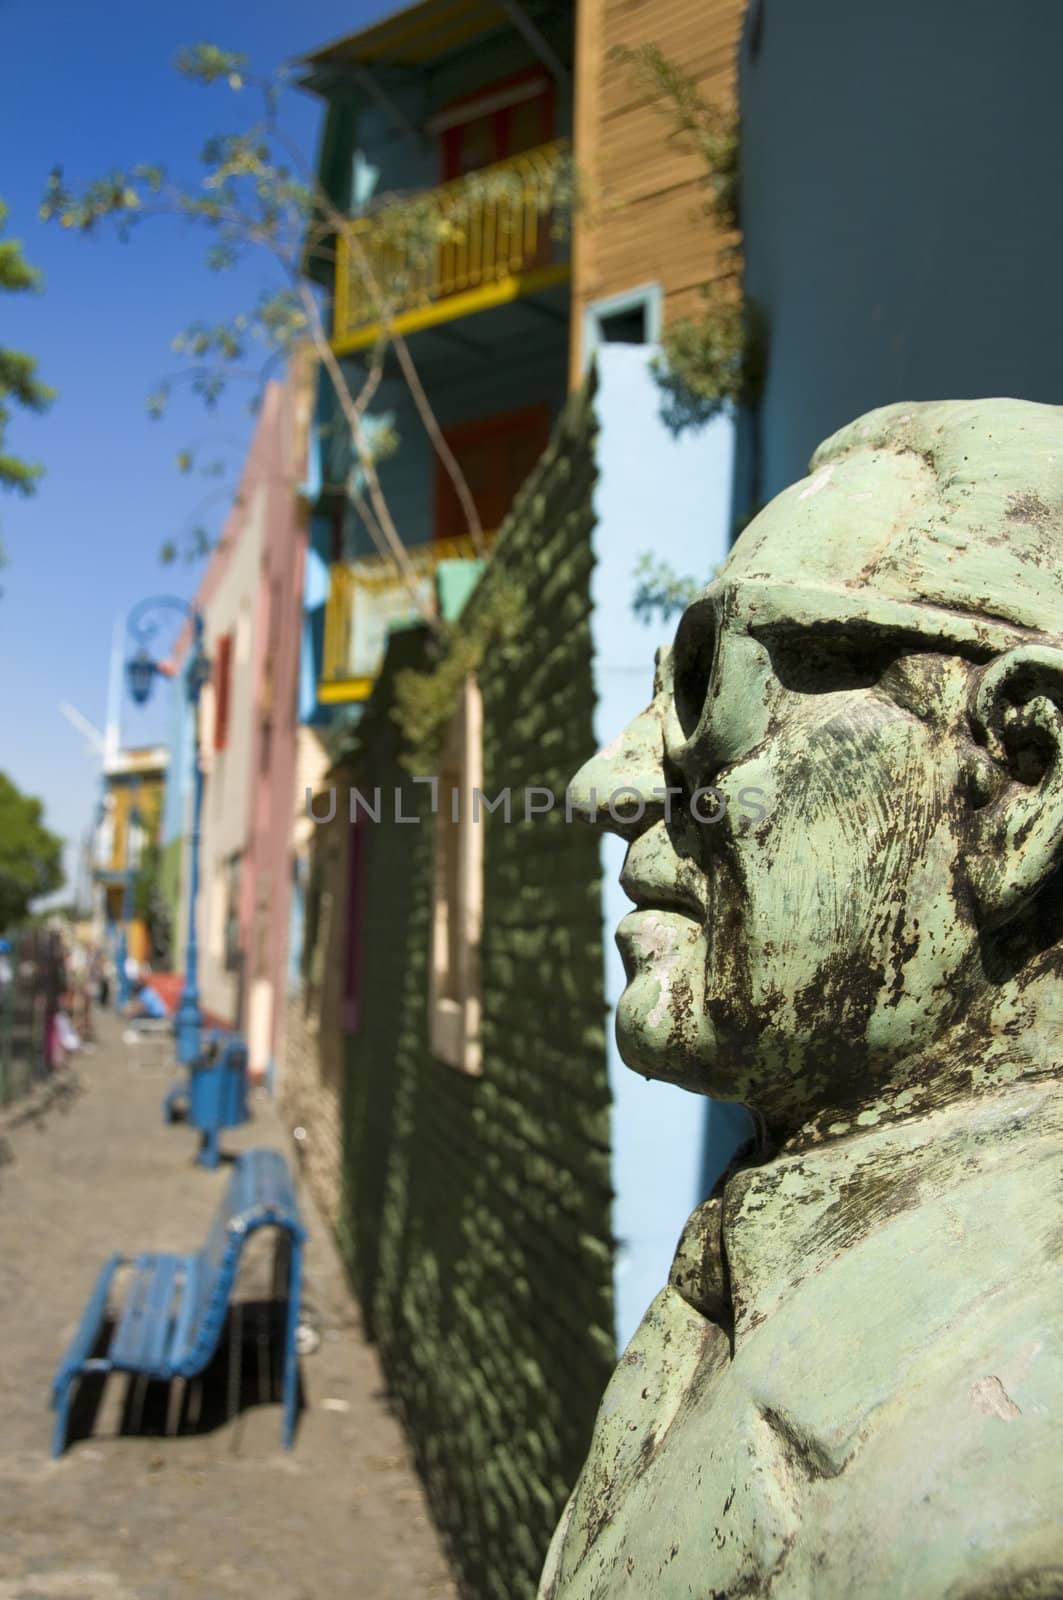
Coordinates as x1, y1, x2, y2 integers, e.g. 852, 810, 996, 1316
598, 306, 648, 345
430, 676, 483, 1075
259, 578, 281, 775
223, 853, 242, 974
213, 631, 234, 752
435, 405, 551, 543
583, 285, 664, 373
436, 70, 554, 182
259, 715, 273, 776
341, 815, 366, 1035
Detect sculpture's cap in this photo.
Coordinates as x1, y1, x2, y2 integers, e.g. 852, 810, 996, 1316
725, 399, 1063, 643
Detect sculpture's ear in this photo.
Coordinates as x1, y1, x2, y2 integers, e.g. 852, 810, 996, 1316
966, 645, 1063, 927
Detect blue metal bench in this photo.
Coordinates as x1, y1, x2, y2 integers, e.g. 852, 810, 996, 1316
51, 1147, 305, 1457
162, 1030, 250, 1169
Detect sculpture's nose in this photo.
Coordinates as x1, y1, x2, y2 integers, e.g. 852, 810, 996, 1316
569, 695, 668, 841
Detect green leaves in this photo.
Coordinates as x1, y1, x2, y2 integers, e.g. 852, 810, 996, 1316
172, 319, 246, 361
146, 385, 170, 421
205, 241, 239, 271
0, 200, 54, 510
0, 348, 53, 414
631, 554, 704, 627
175, 44, 248, 85
611, 45, 764, 431
393, 581, 524, 773
611, 44, 739, 229
0, 771, 64, 927
39, 35, 477, 587
40, 165, 145, 234
0, 201, 42, 293
653, 289, 766, 432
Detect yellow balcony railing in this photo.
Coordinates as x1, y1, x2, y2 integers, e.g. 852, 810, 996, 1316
332, 141, 572, 353
320, 532, 495, 704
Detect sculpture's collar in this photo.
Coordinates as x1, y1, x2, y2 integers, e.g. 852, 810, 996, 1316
719, 1076, 1063, 1343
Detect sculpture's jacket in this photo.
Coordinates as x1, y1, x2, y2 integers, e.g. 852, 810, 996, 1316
540, 1078, 1063, 1598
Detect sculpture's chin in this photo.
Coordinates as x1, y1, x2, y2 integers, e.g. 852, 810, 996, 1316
614, 966, 718, 1092
613, 910, 716, 1087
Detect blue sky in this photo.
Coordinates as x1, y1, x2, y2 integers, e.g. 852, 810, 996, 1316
0, 0, 388, 898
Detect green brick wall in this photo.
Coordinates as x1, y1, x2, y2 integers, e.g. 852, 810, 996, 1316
334, 379, 615, 1600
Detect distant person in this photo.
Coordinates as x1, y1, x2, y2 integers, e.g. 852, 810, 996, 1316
92, 949, 111, 1008
123, 979, 169, 1022
43, 932, 68, 1070
54, 1005, 81, 1056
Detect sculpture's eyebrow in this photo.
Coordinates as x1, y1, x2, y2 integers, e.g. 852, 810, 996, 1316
730, 580, 1042, 662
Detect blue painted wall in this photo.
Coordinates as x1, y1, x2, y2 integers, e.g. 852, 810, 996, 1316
739, 0, 1063, 502
590, 345, 752, 1350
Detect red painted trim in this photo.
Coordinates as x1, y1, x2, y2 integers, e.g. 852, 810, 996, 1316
213, 632, 234, 752
438, 68, 555, 182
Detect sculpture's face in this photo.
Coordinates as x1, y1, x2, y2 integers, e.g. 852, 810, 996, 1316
574, 450, 1045, 1128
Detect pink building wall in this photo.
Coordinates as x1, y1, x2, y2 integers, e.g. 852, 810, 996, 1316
239, 352, 316, 1080
175, 352, 314, 1078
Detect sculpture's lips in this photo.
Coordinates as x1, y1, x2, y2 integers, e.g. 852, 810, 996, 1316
619, 864, 703, 922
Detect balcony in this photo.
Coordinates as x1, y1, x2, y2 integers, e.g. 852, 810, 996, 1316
320, 532, 495, 704
332, 141, 572, 354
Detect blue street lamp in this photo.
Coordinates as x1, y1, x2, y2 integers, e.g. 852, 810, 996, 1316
125, 597, 211, 1069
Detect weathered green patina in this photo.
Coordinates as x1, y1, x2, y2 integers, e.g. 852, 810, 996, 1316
541, 399, 1063, 1597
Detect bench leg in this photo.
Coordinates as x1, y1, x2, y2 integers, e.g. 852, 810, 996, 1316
166, 1376, 184, 1438
227, 1301, 243, 1425
282, 1240, 303, 1450
188, 1376, 203, 1429
51, 1374, 73, 1458
196, 1126, 220, 1170
162, 1080, 186, 1124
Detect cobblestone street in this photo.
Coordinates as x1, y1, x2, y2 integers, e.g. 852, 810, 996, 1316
0, 1015, 456, 1600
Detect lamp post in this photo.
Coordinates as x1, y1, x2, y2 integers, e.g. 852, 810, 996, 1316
115, 781, 142, 1008
125, 597, 211, 1069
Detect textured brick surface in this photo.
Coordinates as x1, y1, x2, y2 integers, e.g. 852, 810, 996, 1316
288, 381, 615, 1600
281, 814, 348, 1233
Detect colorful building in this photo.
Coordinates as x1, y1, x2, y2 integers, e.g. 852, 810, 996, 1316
283, 0, 751, 1593
163, 363, 316, 1076
92, 744, 168, 967
296, 0, 575, 715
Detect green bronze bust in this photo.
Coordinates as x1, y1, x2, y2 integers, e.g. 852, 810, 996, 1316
541, 400, 1063, 1598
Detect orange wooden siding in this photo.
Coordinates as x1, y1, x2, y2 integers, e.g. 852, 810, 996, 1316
570, 0, 746, 384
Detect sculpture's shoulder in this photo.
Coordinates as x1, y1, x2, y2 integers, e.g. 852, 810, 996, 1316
540, 1089, 1063, 1599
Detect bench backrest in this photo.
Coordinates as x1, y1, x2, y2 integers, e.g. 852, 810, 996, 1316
180, 1148, 305, 1374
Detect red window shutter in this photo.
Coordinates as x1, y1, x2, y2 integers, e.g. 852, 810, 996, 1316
438, 70, 553, 182
214, 632, 234, 752
434, 405, 551, 542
